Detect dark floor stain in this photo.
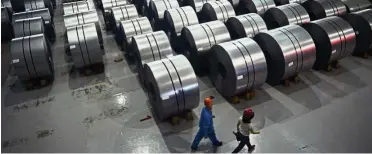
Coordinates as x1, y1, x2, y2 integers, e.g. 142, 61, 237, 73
36, 129, 54, 139
13, 96, 56, 111
2, 137, 29, 148
82, 106, 129, 128
71, 83, 113, 100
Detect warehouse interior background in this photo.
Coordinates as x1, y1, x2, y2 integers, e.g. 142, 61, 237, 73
1, 0, 372, 152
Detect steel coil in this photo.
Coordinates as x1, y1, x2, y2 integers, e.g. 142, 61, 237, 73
134, 0, 151, 15
343, 9, 372, 56
10, 0, 25, 12
254, 25, 316, 85
181, 20, 231, 74
24, 0, 54, 16
144, 55, 199, 121
149, 0, 180, 30
184, 0, 215, 13
200, 0, 236, 22
274, 0, 308, 5
12, 8, 52, 24
302, 16, 355, 69
116, 17, 153, 50
63, 10, 102, 47
1, 0, 13, 9
132, 31, 174, 82
10, 34, 53, 81
1, 7, 13, 41
109, 4, 139, 32
264, 3, 310, 29
239, 0, 276, 16
102, 0, 130, 28
302, 0, 347, 20
225, 13, 267, 39
66, 23, 103, 69
63, 1, 95, 15
209, 38, 267, 97
341, 0, 371, 13
13, 17, 56, 42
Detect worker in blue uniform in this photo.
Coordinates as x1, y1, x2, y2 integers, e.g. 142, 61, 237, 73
191, 96, 223, 150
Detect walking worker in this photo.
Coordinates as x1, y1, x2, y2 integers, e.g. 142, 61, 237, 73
191, 96, 223, 150
232, 108, 260, 153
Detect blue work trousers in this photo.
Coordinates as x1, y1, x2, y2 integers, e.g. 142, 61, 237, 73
191, 128, 219, 148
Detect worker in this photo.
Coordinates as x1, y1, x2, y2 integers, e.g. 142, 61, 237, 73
190, 96, 223, 150
232, 108, 260, 153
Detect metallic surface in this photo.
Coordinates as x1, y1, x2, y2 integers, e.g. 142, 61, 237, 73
228, 0, 239, 7
116, 17, 153, 50
13, 17, 45, 38
264, 3, 310, 29
12, 8, 53, 24
241, 0, 276, 16
132, 31, 174, 81
143, 55, 199, 121
63, 0, 95, 15
102, 0, 130, 28
148, 0, 179, 21
110, 4, 139, 31
200, 0, 236, 22
254, 25, 316, 85
184, 0, 215, 13
302, 0, 347, 20
209, 38, 267, 97
164, 6, 199, 37
303, 16, 356, 69
10, 34, 53, 81
226, 13, 267, 39
66, 23, 103, 68
341, 0, 371, 13
274, 0, 308, 5
1, 7, 13, 41
1, 0, 12, 8
24, 0, 45, 11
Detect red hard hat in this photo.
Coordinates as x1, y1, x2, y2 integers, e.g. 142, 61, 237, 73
243, 108, 254, 117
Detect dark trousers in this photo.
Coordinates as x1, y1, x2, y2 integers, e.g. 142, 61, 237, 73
232, 133, 252, 153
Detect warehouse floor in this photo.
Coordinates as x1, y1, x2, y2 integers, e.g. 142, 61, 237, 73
2, 1, 372, 153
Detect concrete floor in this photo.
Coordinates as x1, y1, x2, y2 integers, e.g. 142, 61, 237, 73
2, 1, 372, 153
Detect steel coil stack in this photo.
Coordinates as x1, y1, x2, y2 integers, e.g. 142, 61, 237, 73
302, 0, 347, 20
340, 0, 371, 13
10, 34, 54, 81
209, 38, 267, 98
132, 31, 174, 83
63, 0, 95, 15
226, 13, 267, 39
66, 23, 103, 69
116, 17, 153, 51
144, 55, 199, 121
24, 0, 54, 16
183, 0, 215, 13
1, 0, 13, 9
181, 20, 231, 74
264, 3, 310, 29
13, 17, 56, 42
302, 16, 356, 70
109, 4, 139, 32
238, 0, 276, 16
274, 0, 308, 5
101, 0, 130, 29
134, 0, 151, 16
343, 9, 372, 57
1, 7, 14, 41
164, 6, 199, 51
200, 0, 236, 23
254, 25, 316, 85
148, 0, 180, 30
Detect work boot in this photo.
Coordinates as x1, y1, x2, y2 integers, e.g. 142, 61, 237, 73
190, 146, 197, 151
213, 141, 223, 146
248, 145, 256, 152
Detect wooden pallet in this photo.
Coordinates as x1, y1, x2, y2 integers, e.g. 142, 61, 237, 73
77, 63, 105, 76
229, 90, 256, 104
325, 60, 340, 72
169, 111, 194, 125
22, 76, 54, 90
281, 75, 300, 88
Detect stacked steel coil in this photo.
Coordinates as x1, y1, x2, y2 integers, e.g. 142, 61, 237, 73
200, 0, 236, 22
302, 0, 347, 20
303, 16, 356, 69
109, 4, 139, 32
225, 13, 267, 39
134, 0, 152, 15
66, 23, 103, 69
24, 0, 54, 16
274, 0, 308, 5
13, 17, 55, 42
143, 55, 199, 121
10, 34, 53, 81
148, 0, 180, 30
132, 31, 174, 82
1, 7, 13, 41
254, 25, 316, 85
238, 0, 276, 16
116, 17, 153, 50
181, 20, 231, 74
341, 0, 371, 13
264, 3, 310, 29
343, 9, 372, 56
209, 38, 267, 98
101, 0, 129, 28
63, 1, 95, 15
183, 0, 215, 13
164, 6, 199, 50
1, 0, 12, 9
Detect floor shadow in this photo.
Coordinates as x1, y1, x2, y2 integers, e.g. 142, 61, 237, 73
68, 63, 106, 90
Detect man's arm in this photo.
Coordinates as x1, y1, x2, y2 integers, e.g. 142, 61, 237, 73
249, 124, 260, 134
236, 120, 241, 132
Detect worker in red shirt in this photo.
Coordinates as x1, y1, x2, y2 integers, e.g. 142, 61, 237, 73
232, 108, 260, 153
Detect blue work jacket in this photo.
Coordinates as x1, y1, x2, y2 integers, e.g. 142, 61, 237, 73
199, 107, 215, 135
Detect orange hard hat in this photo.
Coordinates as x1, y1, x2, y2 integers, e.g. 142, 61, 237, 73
204, 97, 213, 107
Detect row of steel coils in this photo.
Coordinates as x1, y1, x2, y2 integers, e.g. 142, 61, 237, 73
2, 0, 56, 82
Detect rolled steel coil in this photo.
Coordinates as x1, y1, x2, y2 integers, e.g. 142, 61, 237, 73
109, 4, 139, 32
63, 1, 95, 15
116, 17, 153, 50
66, 23, 103, 69
13, 17, 55, 42
341, 0, 371, 13
183, 0, 215, 13
239, 0, 276, 16
63, 11, 102, 47
12, 8, 52, 24
1, 7, 13, 41
132, 31, 174, 82
102, 0, 130, 28
343, 9, 372, 56
24, 0, 54, 16
209, 38, 267, 97
225, 13, 267, 39
134, 0, 151, 15
200, 0, 236, 22
148, 0, 180, 30
181, 20, 231, 74
264, 3, 310, 29
143, 55, 199, 121
254, 25, 316, 85
228, 0, 239, 7
1, 0, 12, 9
274, 0, 308, 5
10, 0, 25, 12
302, 16, 355, 69
302, 0, 347, 20
10, 34, 53, 81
